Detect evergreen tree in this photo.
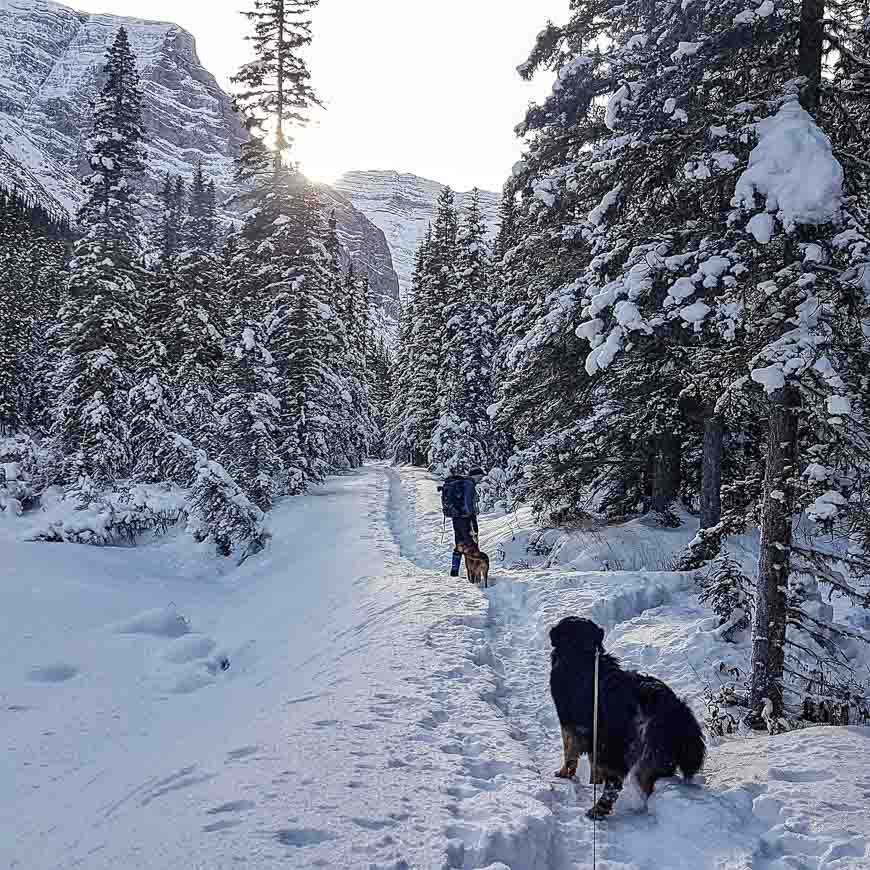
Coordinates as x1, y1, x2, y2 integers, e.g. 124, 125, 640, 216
402, 229, 441, 466
172, 163, 226, 453
368, 336, 392, 459
430, 190, 494, 474
217, 313, 284, 511
233, 0, 321, 157
387, 297, 416, 464
0, 192, 68, 436
129, 176, 185, 484
52, 27, 145, 484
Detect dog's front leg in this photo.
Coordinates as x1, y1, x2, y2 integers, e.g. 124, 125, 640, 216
586, 777, 623, 820
555, 726, 580, 778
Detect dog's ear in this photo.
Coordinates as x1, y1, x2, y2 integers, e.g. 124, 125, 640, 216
549, 616, 580, 648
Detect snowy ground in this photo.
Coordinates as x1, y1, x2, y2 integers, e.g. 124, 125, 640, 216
2, 464, 869, 869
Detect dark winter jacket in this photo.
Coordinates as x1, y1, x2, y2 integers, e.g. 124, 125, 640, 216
461, 477, 478, 518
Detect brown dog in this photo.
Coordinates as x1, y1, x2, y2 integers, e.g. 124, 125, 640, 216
456, 541, 490, 587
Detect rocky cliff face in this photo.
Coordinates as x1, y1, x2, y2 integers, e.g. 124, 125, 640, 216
335, 170, 501, 295
0, 0, 399, 321
0, 0, 244, 212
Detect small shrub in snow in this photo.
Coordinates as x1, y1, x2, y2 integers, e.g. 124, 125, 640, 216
0, 433, 42, 514
699, 554, 753, 641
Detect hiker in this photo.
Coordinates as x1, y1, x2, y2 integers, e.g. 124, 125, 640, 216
440, 467, 485, 577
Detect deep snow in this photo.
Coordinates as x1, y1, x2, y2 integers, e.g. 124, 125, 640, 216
2, 464, 869, 869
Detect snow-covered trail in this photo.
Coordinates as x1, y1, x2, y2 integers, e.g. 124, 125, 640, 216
4, 464, 869, 869
402, 466, 870, 870
399, 466, 760, 869
2, 465, 503, 869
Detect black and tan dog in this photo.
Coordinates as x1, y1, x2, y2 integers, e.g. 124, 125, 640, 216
549, 616, 705, 819
456, 541, 490, 587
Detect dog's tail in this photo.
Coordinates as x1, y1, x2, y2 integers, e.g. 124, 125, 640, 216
670, 695, 706, 778
640, 682, 706, 779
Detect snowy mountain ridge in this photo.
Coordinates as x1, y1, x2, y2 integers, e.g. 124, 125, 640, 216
0, 0, 400, 319
0, 0, 244, 212
335, 170, 501, 295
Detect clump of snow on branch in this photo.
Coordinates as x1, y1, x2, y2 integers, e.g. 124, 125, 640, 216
733, 100, 844, 235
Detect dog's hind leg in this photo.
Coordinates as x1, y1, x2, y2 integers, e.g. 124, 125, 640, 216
586, 777, 623, 820
555, 727, 580, 778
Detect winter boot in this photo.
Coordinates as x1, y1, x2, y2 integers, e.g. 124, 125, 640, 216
450, 550, 462, 577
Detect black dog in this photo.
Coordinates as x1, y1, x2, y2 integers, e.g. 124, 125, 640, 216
549, 616, 705, 819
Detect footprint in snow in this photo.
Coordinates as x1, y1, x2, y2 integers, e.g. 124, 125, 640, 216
28, 663, 79, 683
203, 819, 242, 833
227, 745, 260, 761
162, 634, 216, 664
768, 767, 833, 783
352, 817, 397, 831
274, 828, 336, 847
207, 800, 255, 814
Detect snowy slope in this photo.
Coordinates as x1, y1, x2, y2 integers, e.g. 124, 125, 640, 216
3, 465, 868, 869
336, 170, 501, 295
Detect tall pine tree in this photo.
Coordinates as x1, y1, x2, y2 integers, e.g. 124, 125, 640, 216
52, 27, 145, 485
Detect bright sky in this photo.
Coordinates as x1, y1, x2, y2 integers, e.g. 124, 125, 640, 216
71, 0, 565, 191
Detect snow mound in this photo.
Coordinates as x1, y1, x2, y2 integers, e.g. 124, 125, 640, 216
116, 606, 190, 638
733, 100, 844, 233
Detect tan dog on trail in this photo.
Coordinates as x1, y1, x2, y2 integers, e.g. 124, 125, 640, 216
456, 541, 490, 587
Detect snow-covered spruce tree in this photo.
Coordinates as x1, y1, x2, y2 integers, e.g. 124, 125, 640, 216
368, 336, 392, 459
429, 190, 495, 475
488, 185, 524, 471
430, 186, 459, 428
233, 0, 354, 493
217, 315, 284, 511
325, 216, 376, 469
386, 296, 416, 464
400, 229, 442, 466
0, 193, 40, 436
52, 27, 145, 485
171, 164, 226, 454
0, 196, 69, 437
128, 175, 186, 484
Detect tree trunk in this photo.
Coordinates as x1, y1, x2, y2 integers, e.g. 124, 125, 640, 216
748, 387, 799, 728
799, 0, 824, 111
650, 432, 681, 515
700, 415, 723, 529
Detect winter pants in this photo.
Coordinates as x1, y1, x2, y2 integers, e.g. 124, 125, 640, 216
451, 516, 479, 574
452, 516, 479, 547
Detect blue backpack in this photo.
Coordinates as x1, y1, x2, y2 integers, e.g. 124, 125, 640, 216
440, 476, 468, 518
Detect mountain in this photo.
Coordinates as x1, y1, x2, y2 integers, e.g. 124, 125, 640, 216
335, 170, 501, 295
0, 0, 399, 319
0, 0, 244, 212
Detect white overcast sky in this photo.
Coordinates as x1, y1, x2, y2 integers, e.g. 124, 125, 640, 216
71, 0, 566, 191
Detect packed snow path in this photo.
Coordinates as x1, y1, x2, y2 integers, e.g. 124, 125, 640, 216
3, 465, 869, 869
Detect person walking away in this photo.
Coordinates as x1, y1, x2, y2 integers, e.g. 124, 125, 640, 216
440, 467, 485, 577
